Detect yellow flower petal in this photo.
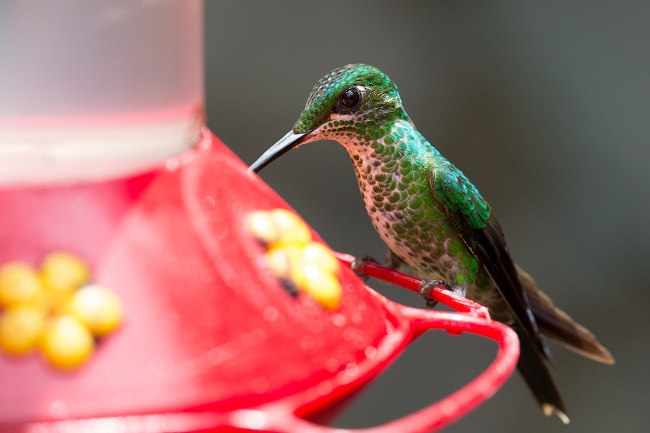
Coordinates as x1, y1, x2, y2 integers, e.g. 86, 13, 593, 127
0, 262, 42, 308
40, 315, 95, 370
66, 285, 123, 337
269, 209, 311, 248
0, 306, 45, 356
301, 242, 340, 275
41, 252, 90, 294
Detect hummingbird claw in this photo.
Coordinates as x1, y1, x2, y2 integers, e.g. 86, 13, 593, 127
385, 248, 405, 270
419, 279, 456, 309
350, 255, 379, 282
425, 299, 439, 309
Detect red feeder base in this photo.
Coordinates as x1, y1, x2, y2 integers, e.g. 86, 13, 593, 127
0, 130, 518, 433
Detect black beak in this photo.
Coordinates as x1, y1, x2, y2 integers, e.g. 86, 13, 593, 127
249, 130, 309, 173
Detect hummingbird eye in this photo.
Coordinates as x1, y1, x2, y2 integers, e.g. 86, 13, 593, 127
341, 87, 361, 108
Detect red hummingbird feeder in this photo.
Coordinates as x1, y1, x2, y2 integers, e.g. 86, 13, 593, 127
0, 3, 519, 432
0, 130, 519, 433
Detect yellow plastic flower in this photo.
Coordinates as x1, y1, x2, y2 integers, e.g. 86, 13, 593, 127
0, 252, 123, 370
250, 209, 343, 311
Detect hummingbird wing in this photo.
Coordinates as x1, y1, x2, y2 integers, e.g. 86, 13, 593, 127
430, 163, 550, 359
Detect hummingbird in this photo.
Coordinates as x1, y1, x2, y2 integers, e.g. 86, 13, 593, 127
249, 64, 614, 423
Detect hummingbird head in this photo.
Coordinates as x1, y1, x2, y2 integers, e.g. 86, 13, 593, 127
293, 64, 406, 135
250, 64, 408, 173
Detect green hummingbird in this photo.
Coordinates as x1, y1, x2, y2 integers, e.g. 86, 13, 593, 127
249, 64, 614, 423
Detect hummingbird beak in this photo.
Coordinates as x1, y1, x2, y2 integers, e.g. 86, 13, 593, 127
249, 130, 310, 173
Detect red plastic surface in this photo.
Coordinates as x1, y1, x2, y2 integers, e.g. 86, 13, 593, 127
0, 130, 519, 432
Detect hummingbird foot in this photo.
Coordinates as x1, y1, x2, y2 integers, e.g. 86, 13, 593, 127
385, 248, 405, 270
419, 280, 465, 308
350, 255, 379, 282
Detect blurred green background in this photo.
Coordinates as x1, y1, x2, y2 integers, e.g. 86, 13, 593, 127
205, 2, 649, 432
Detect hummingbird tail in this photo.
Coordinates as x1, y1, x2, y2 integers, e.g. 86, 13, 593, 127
516, 266, 615, 365
514, 324, 570, 424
